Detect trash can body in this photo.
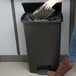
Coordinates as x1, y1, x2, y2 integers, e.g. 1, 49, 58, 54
21, 2, 63, 75
24, 22, 61, 72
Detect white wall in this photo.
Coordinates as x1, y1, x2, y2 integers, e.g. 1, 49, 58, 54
60, 0, 70, 55
14, 0, 70, 55
0, 0, 70, 55
0, 0, 17, 55
14, 0, 47, 55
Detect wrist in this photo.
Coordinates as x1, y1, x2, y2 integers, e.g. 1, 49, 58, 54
48, 0, 62, 3
47, 0, 57, 6
56, 0, 63, 3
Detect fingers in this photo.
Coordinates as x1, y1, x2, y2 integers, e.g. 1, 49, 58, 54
46, 5, 52, 10
42, 2, 52, 10
44, 5, 52, 10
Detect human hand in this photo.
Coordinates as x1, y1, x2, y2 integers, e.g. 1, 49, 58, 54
42, 0, 63, 10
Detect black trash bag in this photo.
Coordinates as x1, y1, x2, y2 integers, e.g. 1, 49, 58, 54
21, 12, 63, 22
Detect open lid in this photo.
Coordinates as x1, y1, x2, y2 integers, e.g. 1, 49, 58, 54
22, 3, 62, 13
22, 3, 43, 13
21, 2, 63, 23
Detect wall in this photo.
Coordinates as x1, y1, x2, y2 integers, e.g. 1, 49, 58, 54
0, 0, 17, 55
0, 0, 70, 56
61, 0, 70, 55
14, 0, 70, 55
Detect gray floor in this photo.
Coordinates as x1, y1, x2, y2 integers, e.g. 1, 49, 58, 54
0, 62, 75, 76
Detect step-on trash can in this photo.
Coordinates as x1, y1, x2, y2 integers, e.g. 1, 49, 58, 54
21, 2, 63, 75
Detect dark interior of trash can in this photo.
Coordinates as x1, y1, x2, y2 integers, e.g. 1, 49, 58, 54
21, 2, 63, 22
22, 2, 62, 13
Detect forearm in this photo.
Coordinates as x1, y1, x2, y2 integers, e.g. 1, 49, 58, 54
56, 0, 63, 3
47, 0, 63, 3
43, 0, 63, 10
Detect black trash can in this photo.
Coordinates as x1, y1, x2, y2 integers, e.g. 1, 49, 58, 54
21, 2, 63, 75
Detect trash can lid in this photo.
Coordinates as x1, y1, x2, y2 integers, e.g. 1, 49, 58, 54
22, 3, 44, 13
21, 3, 63, 23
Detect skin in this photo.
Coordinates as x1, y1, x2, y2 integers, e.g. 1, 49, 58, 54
42, 0, 63, 10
